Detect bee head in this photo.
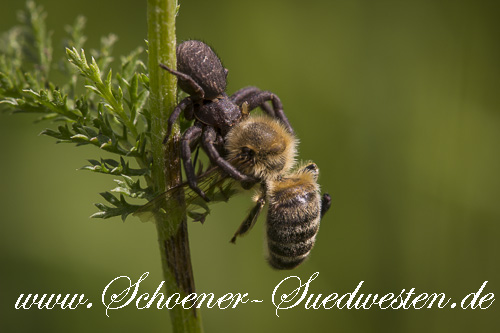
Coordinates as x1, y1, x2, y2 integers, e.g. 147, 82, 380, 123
226, 116, 297, 181
239, 146, 255, 161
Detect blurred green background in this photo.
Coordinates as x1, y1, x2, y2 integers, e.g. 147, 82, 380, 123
1, 0, 499, 332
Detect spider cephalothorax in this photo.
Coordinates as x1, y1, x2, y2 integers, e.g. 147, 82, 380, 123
160, 40, 295, 201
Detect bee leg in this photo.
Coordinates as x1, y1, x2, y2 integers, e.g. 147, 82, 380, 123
163, 97, 194, 144
320, 193, 332, 218
181, 124, 210, 201
159, 63, 205, 99
230, 86, 274, 117
201, 127, 256, 183
232, 88, 294, 136
231, 195, 266, 243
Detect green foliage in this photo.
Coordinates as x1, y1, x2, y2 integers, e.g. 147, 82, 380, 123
133, 169, 241, 225
81, 158, 149, 177
0, 1, 152, 221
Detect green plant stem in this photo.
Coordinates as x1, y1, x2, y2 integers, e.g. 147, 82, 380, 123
147, 0, 203, 332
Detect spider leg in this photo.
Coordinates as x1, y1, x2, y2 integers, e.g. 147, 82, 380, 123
201, 127, 255, 182
231, 87, 294, 135
163, 97, 194, 143
320, 193, 332, 218
247, 91, 294, 135
240, 178, 259, 190
214, 131, 226, 155
230, 86, 274, 116
181, 123, 210, 201
192, 145, 201, 170
159, 63, 205, 99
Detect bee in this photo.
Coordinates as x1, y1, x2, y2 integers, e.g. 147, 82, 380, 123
224, 114, 297, 182
231, 163, 331, 270
135, 115, 331, 269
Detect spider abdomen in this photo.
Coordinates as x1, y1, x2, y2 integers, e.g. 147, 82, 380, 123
177, 40, 227, 99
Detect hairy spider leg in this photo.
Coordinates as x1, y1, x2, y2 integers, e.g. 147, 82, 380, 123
159, 63, 205, 99
192, 145, 201, 174
163, 97, 194, 143
180, 123, 210, 201
231, 87, 294, 135
201, 127, 255, 183
247, 91, 293, 135
230, 86, 275, 116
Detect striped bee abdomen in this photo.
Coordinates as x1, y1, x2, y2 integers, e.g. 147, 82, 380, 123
266, 176, 321, 270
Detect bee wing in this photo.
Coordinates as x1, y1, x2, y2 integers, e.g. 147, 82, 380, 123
230, 195, 266, 243
133, 166, 241, 223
